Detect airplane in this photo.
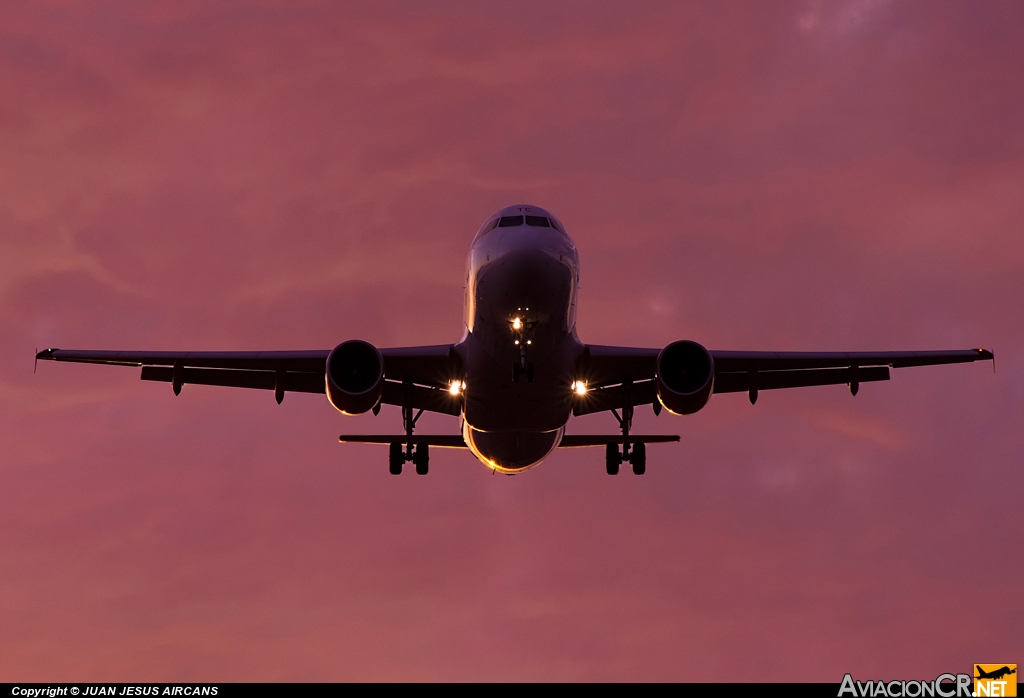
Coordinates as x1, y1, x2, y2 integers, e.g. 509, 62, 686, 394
35, 204, 993, 476
975, 667, 1016, 681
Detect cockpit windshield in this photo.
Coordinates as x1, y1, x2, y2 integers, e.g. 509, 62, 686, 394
477, 209, 567, 239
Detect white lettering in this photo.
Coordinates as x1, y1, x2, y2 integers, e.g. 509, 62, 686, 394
937, 674, 957, 698
958, 674, 973, 697
840, 675, 859, 697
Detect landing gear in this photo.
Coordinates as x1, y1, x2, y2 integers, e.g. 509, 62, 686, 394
389, 383, 429, 475
511, 310, 535, 383
414, 443, 429, 475
605, 443, 620, 475
512, 362, 534, 383
389, 442, 403, 475
389, 441, 429, 475
631, 442, 645, 475
605, 441, 645, 475
606, 385, 646, 475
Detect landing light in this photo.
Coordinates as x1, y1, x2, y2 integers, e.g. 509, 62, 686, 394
572, 380, 588, 395
512, 317, 522, 330
449, 380, 465, 396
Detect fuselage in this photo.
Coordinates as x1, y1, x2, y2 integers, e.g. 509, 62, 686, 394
454, 205, 584, 472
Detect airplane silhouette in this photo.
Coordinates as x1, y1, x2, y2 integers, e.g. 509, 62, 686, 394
976, 667, 1016, 681
35, 204, 995, 475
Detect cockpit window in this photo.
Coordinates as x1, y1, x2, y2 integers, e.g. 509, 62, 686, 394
481, 218, 499, 235
549, 219, 564, 233
525, 215, 550, 227
498, 215, 524, 227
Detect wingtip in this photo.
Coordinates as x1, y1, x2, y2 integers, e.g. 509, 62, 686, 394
977, 348, 994, 361
35, 348, 57, 360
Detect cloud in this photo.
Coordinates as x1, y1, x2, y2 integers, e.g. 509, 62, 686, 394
1, 0, 1021, 680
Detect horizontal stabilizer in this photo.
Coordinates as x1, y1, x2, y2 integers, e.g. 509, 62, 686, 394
339, 434, 468, 448
338, 434, 680, 449
558, 434, 679, 447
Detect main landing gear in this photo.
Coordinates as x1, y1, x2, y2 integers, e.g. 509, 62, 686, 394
389, 395, 429, 475
605, 383, 646, 475
389, 442, 429, 475
606, 441, 646, 475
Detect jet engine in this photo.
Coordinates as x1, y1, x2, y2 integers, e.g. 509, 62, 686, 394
656, 340, 714, 415
326, 340, 385, 415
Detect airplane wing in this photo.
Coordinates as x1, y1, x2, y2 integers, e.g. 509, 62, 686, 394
35, 345, 463, 415
573, 346, 994, 415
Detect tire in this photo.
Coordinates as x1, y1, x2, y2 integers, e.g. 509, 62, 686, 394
389, 442, 403, 475
414, 443, 429, 475
631, 442, 646, 475
605, 443, 620, 475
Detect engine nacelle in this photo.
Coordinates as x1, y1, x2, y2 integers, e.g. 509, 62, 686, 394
656, 340, 714, 415
326, 340, 385, 415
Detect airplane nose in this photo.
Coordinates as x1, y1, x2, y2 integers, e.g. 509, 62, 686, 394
476, 248, 572, 324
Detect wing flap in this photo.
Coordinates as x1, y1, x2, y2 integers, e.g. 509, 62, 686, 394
140, 366, 325, 394
713, 366, 889, 394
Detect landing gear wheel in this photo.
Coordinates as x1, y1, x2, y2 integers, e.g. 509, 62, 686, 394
389, 442, 403, 475
414, 443, 429, 475
631, 442, 646, 475
605, 443, 620, 475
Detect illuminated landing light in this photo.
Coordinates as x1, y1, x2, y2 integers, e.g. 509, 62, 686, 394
572, 380, 588, 395
512, 317, 522, 330
449, 380, 465, 396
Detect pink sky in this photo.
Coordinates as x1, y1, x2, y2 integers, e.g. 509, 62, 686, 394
2, 0, 1021, 681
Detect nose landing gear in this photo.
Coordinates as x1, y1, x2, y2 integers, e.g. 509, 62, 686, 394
510, 310, 535, 383
512, 362, 534, 383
